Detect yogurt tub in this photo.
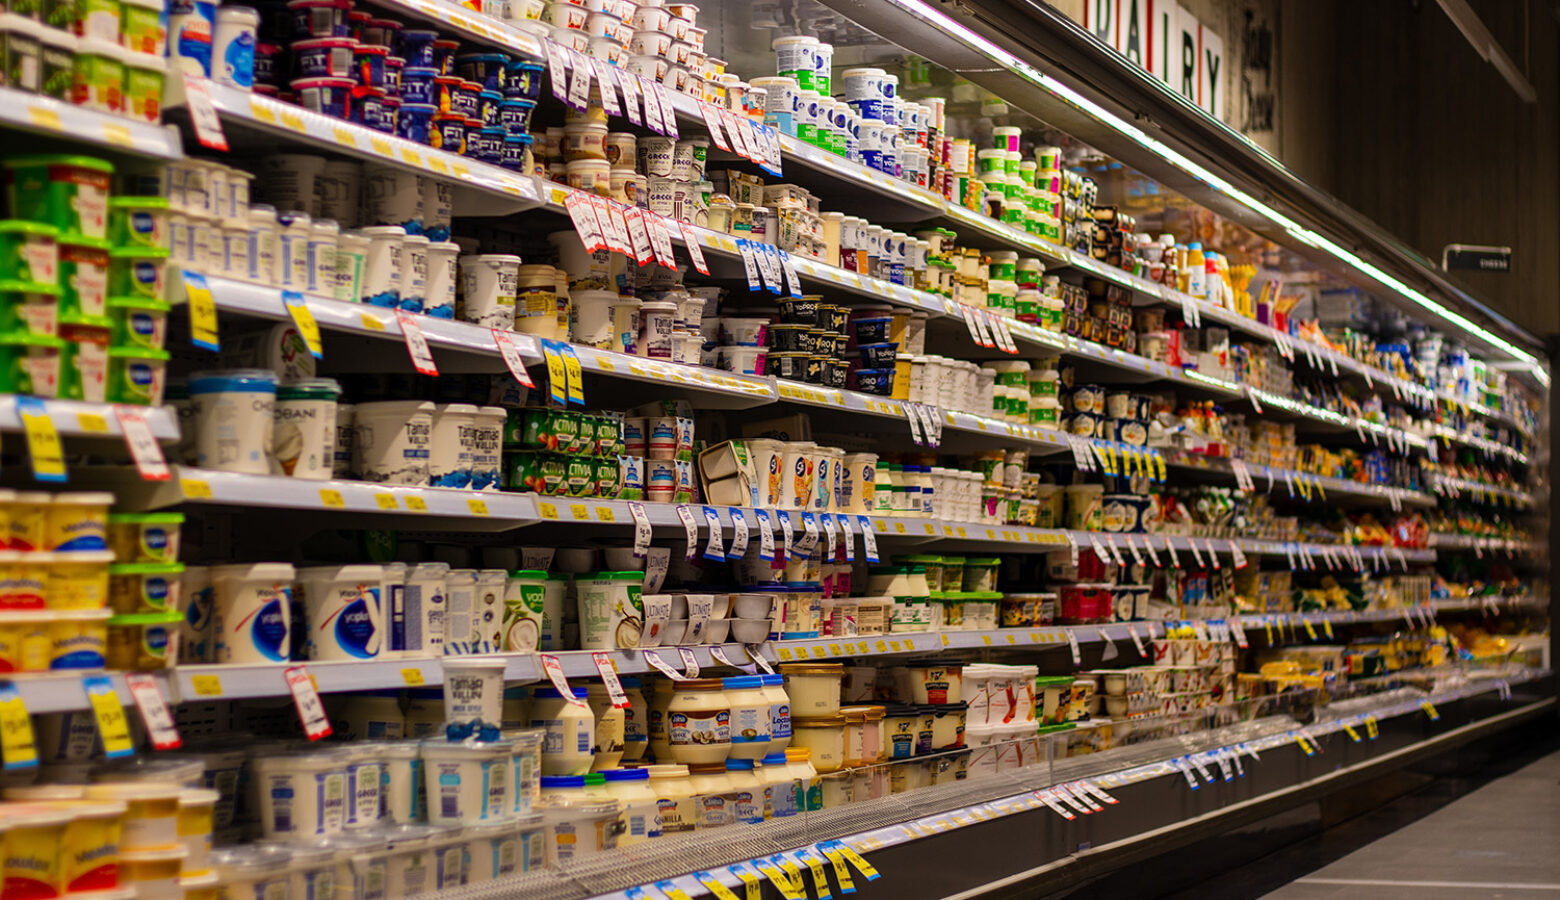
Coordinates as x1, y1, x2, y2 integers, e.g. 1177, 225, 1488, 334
107, 561, 182, 614
176, 788, 219, 874
354, 400, 433, 485
84, 780, 181, 850
381, 741, 424, 824
297, 564, 382, 661
420, 738, 514, 825
107, 296, 169, 352
105, 346, 168, 407
210, 562, 293, 664
211, 846, 290, 900
441, 655, 507, 728
250, 746, 350, 837
778, 663, 843, 716
107, 246, 167, 300
459, 253, 519, 329
789, 715, 845, 773
189, 368, 277, 474
907, 660, 963, 704
536, 789, 619, 865
505, 728, 543, 815
119, 845, 188, 900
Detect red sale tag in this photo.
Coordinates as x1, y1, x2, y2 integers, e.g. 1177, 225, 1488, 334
114, 408, 170, 481
395, 311, 439, 376
680, 222, 711, 275
283, 666, 333, 740
491, 330, 536, 389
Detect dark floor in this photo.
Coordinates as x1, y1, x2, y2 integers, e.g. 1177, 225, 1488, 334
1060, 718, 1560, 900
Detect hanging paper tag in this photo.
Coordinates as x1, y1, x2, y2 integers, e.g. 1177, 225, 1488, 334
820, 513, 838, 561
1230, 619, 1249, 648
1065, 532, 1079, 570
182, 73, 229, 150
961, 306, 984, 344
1144, 537, 1163, 567
778, 250, 803, 298
1187, 538, 1206, 569
544, 40, 569, 102
564, 48, 592, 110
730, 864, 763, 900
647, 213, 679, 269
628, 501, 652, 558
656, 881, 695, 900
902, 401, 925, 445
539, 339, 568, 406
283, 666, 333, 740
17, 397, 65, 483
595, 196, 631, 255
831, 843, 880, 881
753, 860, 806, 900
613, 68, 642, 125
563, 190, 607, 252
818, 843, 856, 895
755, 509, 775, 561
701, 506, 725, 561
1079, 780, 1118, 805
992, 315, 1018, 353
797, 512, 820, 557
700, 103, 731, 150
709, 647, 746, 671
1128, 625, 1146, 656
622, 207, 655, 265
972, 311, 996, 348
0, 683, 37, 769
856, 515, 879, 562
696, 873, 741, 900
1230, 540, 1248, 569
837, 515, 855, 562
114, 408, 170, 481
592, 653, 631, 708
757, 245, 783, 293
653, 83, 680, 138
778, 510, 794, 561
642, 649, 689, 681
124, 672, 181, 750
395, 311, 439, 376
736, 239, 762, 290
182, 269, 220, 351
84, 675, 135, 759
728, 508, 751, 559
1124, 534, 1145, 567
490, 330, 536, 389
1204, 538, 1221, 569
539, 653, 589, 701
678, 648, 700, 678
1166, 538, 1182, 568
559, 345, 585, 406
590, 58, 621, 115
638, 74, 667, 133
1037, 789, 1076, 819
679, 223, 711, 275
1065, 628, 1081, 664
750, 652, 775, 674
281, 291, 324, 358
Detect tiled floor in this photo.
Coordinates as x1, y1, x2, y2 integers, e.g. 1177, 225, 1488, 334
1261, 749, 1560, 898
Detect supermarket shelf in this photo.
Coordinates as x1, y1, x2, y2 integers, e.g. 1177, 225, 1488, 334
1428, 533, 1544, 554
0, 87, 183, 159
0, 396, 180, 442
1431, 425, 1530, 465
202, 274, 779, 408
169, 81, 540, 216
371, 0, 543, 62
565, 670, 1552, 900
1159, 449, 1434, 508
1429, 474, 1537, 507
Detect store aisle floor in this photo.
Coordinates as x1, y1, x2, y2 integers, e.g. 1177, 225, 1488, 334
1260, 747, 1560, 898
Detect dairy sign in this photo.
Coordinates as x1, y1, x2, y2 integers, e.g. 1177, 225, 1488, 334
1079, 0, 1226, 121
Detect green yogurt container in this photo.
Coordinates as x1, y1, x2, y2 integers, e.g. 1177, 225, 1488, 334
43, 0, 78, 30
0, 332, 64, 397
108, 196, 168, 249
37, 25, 73, 99
120, 0, 164, 55
0, 220, 58, 283
58, 235, 110, 318
75, 0, 119, 40
0, 278, 59, 336
108, 245, 168, 299
58, 314, 111, 402
3, 154, 115, 240
107, 295, 167, 350
105, 344, 167, 405
0, 15, 44, 92
122, 51, 162, 123
72, 37, 125, 115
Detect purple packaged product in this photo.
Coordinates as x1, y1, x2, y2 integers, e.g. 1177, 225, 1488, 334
476, 89, 502, 127
253, 42, 283, 86
291, 76, 354, 117
351, 86, 388, 130
498, 98, 534, 135
287, 0, 351, 38
353, 43, 388, 86
400, 66, 436, 104
431, 113, 465, 154
291, 37, 354, 79
359, 17, 401, 47
500, 133, 532, 172
504, 60, 544, 101
397, 102, 436, 144
461, 118, 483, 157
473, 126, 505, 164
396, 28, 438, 67
430, 39, 458, 74
383, 56, 403, 97
431, 74, 461, 111
454, 52, 508, 91
451, 80, 481, 118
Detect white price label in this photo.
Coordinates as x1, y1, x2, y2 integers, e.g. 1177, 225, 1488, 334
701, 506, 725, 560
183, 74, 228, 150
591, 652, 630, 708
491, 329, 536, 389
676, 505, 699, 560
283, 666, 332, 740
856, 515, 879, 562
755, 509, 775, 561
114, 408, 170, 481
728, 508, 750, 559
628, 501, 652, 558
124, 672, 180, 750
641, 649, 689, 681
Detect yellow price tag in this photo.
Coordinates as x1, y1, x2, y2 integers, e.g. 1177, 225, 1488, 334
320, 489, 346, 508
570, 503, 589, 520
1343, 724, 1361, 742
17, 398, 65, 482
426, 155, 449, 174
1006, 634, 1017, 644
889, 640, 902, 652
809, 645, 826, 658
279, 110, 306, 132
284, 293, 324, 358
181, 479, 213, 499
695, 875, 740, 900
183, 271, 219, 350
1303, 619, 1318, 640
595, 506, 615, 522
1366, 716, 1379, 738
375, 493, 398, 510
76, 412, 110, 433
1294, 734, 1315, 756
894, 522, 906, 534
332, 126, 358, 147
541, 343, 568, 406
401, 668, 425, 686
360, 313, 386, 331
369, 136, 394, 157
1323, 619, 1334, 639
1421, 701, 1440, 721
777, 647, 793, 661
874, 641, 887, 653
561, 345, 585, 406
834, 843, 880, 881
190, 674, 223, 696
85, 676, 134, 759
404, 495, 427, 512
0, 686, 37, 769
828, 643, 842, 656
27, 105, 62, 131
249, 98, 278, 122
982, 635, 992, 645
468, 499, 490, 516
819, 845, 856, 894
539, 502, 559, 519
730, 865, 762, 900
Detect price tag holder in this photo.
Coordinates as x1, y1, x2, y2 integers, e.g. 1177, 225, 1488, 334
124, 672, 181, 750
283, 665, 333, 740
395, 311, 439, 376
491, 329, 536, 389
83, 675, 135, 759
182, 73, 229, 150
114, 407, 170, 481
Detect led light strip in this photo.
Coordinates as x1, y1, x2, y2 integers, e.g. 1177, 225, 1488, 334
877, 0, 1546, 379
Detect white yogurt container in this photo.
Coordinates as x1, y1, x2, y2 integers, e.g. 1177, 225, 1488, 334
298, 564, 384, 660
459, 254, 520, 329
421, 738, 514, 825
470, 406, 505, 493
382, 741, 424, 824
189, 368, 278, 474
252, 745, 351, 837
360, 164, 424, 231
354, 400, 434, 485
356, 225, 406, 307
400, 234, 430, 313
529, 687, 594, 776
403, 562, 449, 657
334, 231, 370, 303
210, 562, 294, 663
441, 656, 508, 727
424, 241, 459, 319
429, 403, 478, 489
343, 742, 386, 830
307, 219, 339, 295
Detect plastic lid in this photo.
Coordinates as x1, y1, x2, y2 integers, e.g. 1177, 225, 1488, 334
760, 674, 784, 687
600, 767, 648, 782
510, 569, 549, 579
542, 775, 586, 789
761, 752, 788, 766
583, 773, 606, 786
784, 748, 811, 762
532, 686, 588, 700
725, 759, 754, 771
723, 676, 762, 690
